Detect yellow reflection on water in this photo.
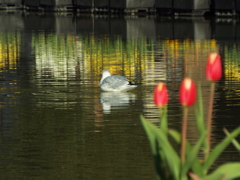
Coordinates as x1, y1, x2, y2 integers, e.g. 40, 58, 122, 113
30, 32, 220, 86
0, 32, 20, 71
224, 45, 240, 83
32, 33, 158, 86
223, 45, 240, 106
159, 38, 217, 84
32, 33, 80, 84
80, 35, 155, 84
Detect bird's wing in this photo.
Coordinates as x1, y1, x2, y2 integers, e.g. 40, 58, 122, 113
102, 75, 129, 89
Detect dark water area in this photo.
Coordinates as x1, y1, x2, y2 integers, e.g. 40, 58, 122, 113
0, 12, 240, 179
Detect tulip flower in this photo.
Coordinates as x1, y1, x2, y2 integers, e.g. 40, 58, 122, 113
205, 53, 222, 150
179, 77, 197, 163
154, 82, 168, 107
179, 78, 197, 107
206, 53, 222, 81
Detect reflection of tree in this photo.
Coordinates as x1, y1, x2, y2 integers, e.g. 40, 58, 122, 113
81, 35, 155, 84
0, 32, 20, 71
32, 33, 81, 82
224, 45, 240, 84
32, 33, 158, 86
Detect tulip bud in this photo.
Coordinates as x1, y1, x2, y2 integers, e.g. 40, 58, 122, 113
154, 82, 168, 107
180, 78, 196, 107
206, 53, 222, 81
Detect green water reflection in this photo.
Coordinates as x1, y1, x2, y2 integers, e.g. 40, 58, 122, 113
0, 24, 239, 179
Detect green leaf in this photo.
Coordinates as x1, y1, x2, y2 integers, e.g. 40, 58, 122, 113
140, 116, 180, 180
181, 130, 208, 179
160, 106, 168, 135
140, 115, 158, 155
191, 159, 204, 178
153, 139, 168, 180
168, 129, 204, 177
194, 84, 208, 153
140, 115, 167, 179
203, 126, 240, 173
195, 84, 205, 134
223, 128, 240, 152
203, 163, 240, 180
189, 172, 203, 180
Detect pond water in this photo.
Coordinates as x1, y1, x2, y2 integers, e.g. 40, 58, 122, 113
0, 12, 240, 179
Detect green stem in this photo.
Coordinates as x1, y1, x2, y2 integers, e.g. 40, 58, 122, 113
181, 106, 188, 163
159, 107, 162, 128
159, 107, 163, 117
207, 82, 215, 151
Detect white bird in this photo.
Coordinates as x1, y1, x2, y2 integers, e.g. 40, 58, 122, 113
100, 69, 137, 92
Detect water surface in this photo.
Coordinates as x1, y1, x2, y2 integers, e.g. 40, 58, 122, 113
0, 12, 240, 179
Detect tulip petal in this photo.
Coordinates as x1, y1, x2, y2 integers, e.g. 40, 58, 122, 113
180, 78, 197, 107
154, 82, 168, 107
206, 53, 222, 81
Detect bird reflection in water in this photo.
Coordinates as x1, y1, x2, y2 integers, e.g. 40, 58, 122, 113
100, 92, 136, 114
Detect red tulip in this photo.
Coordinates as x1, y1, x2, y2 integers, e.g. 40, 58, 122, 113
206, 53, 222, 81
180, 78, 197, 107
154, 82, 168, 107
